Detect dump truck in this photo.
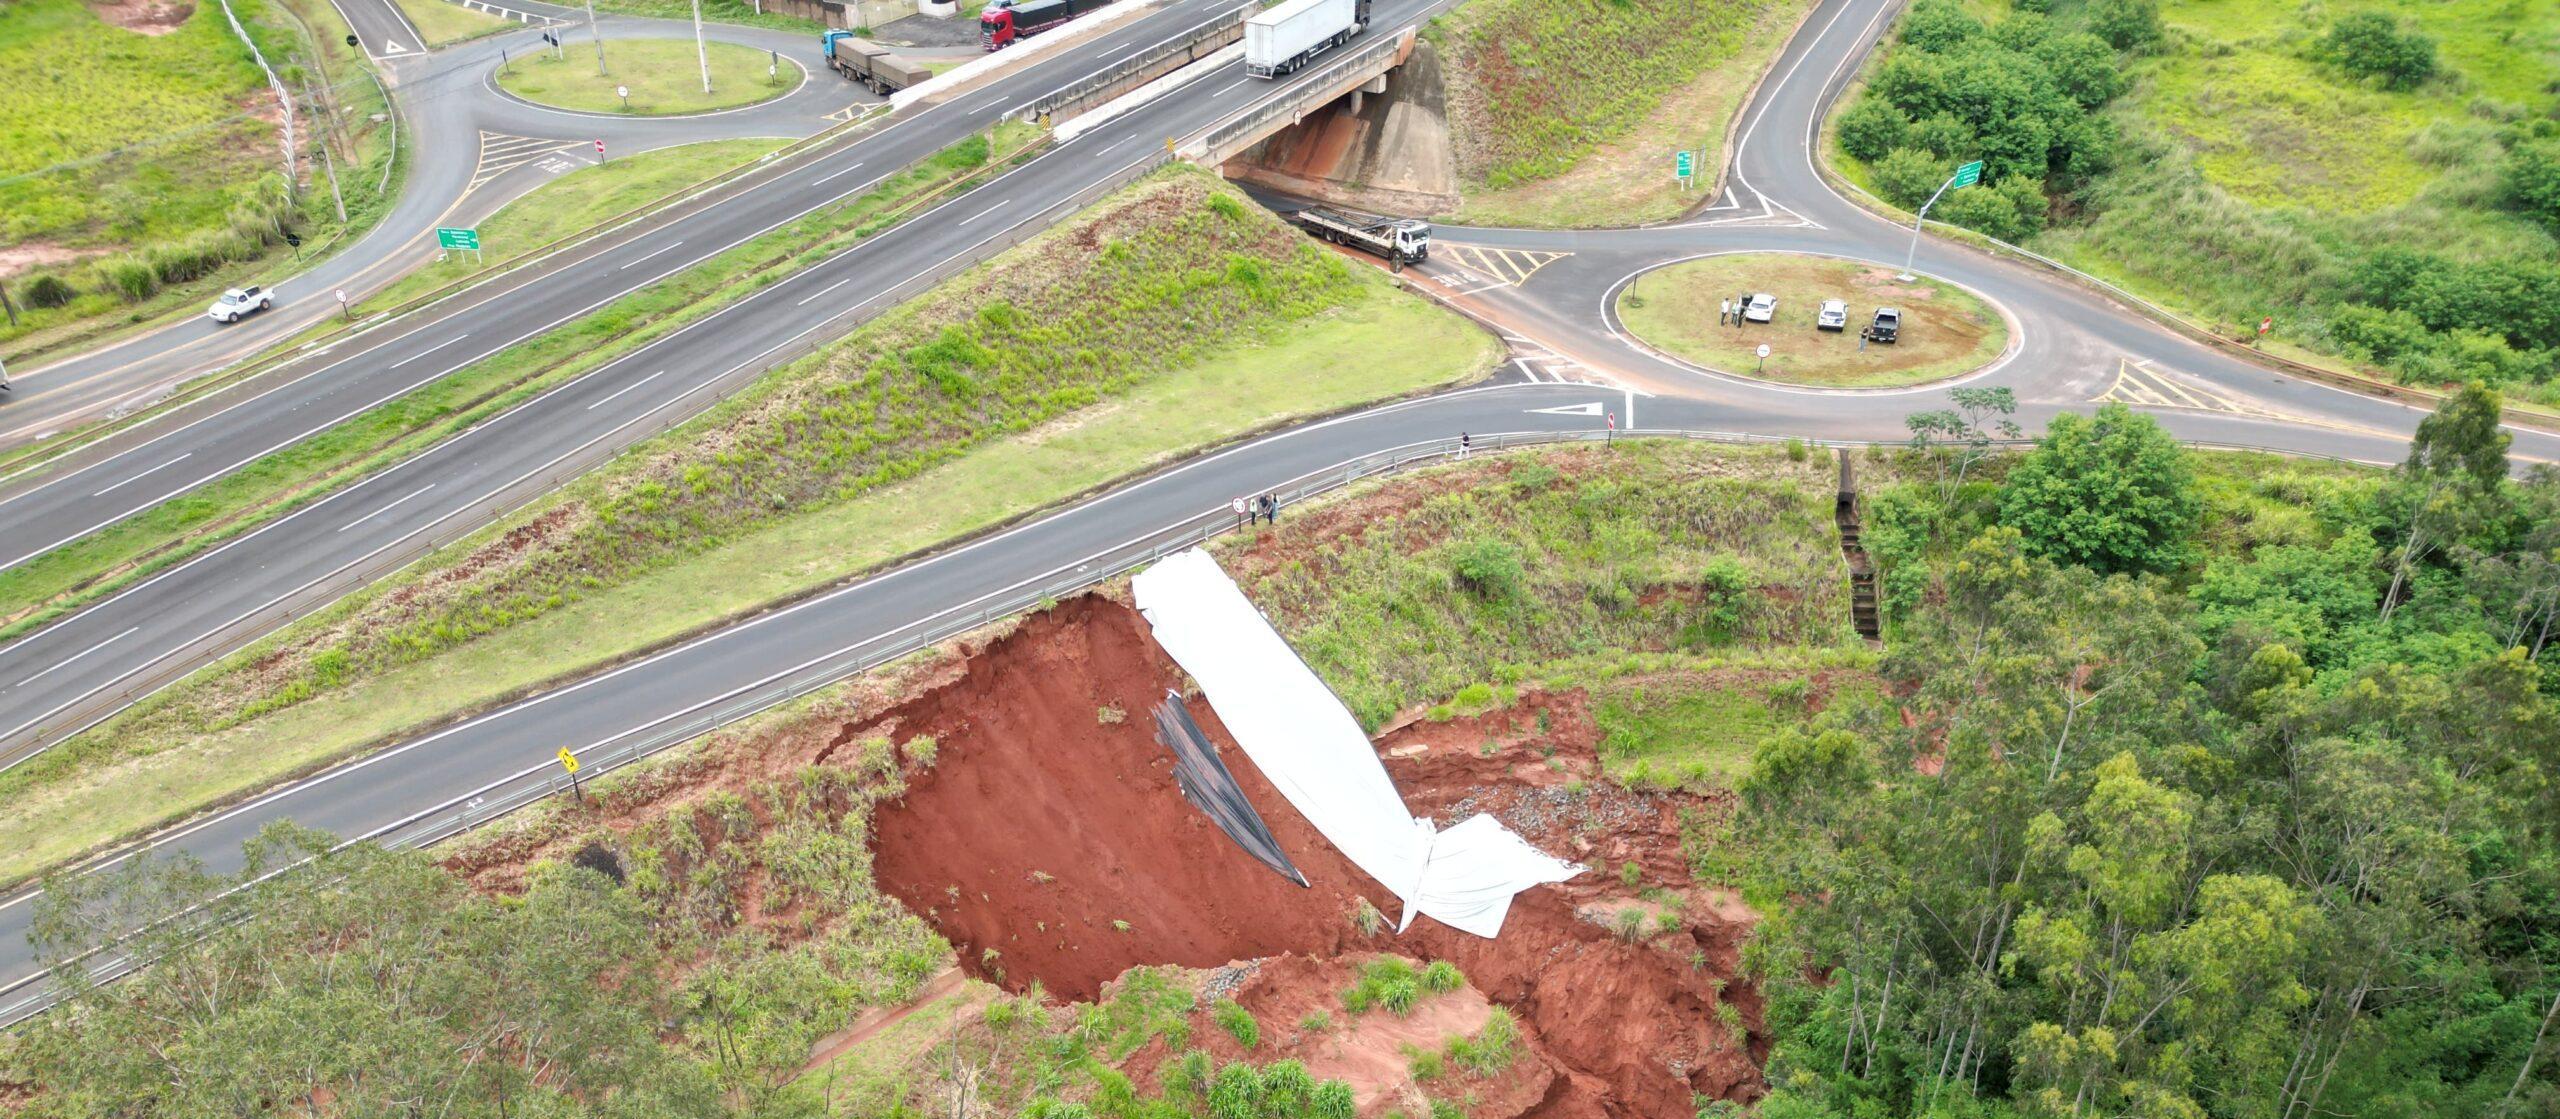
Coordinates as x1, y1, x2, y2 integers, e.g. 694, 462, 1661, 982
979, 0, 1107, 50
1246, 0, 1370, 78
1292, 205, 1429, 265
820, 31, 932, 93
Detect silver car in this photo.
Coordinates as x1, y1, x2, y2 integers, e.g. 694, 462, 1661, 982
1817, 299, 1849, 332
1743, 292, 1776, 323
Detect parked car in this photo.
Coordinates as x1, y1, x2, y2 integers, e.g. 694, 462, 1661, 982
1817, 299, 1848, 332
1742, 292, 1776, 323
1868, 307, 1901, 343
207, 285, 272, 324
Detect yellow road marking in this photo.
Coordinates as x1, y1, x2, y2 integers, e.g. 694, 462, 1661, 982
1439, 244, 1569, 288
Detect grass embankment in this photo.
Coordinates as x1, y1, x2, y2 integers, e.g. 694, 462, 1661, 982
496, 38, 800, 115
0, 0, 397, 362
590, 0, 825, 33
367, 137, 788, 307
1617, 253, 2007, 387
0, 166, 1497, 886
0, 128, 1022, 650
390, 0, 514, 46
1430, 0, 1811, 228
1835, 0, 2560, 406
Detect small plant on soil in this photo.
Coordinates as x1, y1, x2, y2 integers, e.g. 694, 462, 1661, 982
1212, 998, 1260, 1049
905, 735, 938, 767
1655, 911, 1684, 936
1208, 1060, 1264, 1119
1097, 704, 1126, 725
1613, 908, 1649, 942
1349, 897, 1387, 936
1311, 1081, 1358, 1119
1299, 1010, 1333, 1032
1430, 1100, 1465, 1119
1262, 1059, 1315, 1114
1113, 919, 1133, 932
1404, 1043, 1446, 1082
1419, 960, 1466, 994
1716, 1000, 1747, 1038
1030, 869, 1055, 884
1620, 860, 1643, 888
1444, 1007, 1521, 1077
1345, 958, 1424, 1015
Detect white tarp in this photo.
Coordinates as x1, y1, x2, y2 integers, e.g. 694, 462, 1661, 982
1132, 548, 1582, 937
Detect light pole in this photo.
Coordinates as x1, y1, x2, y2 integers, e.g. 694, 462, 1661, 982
586, 0, 605, 76
1899, 159, 1982, 282
692, 0, 711, 96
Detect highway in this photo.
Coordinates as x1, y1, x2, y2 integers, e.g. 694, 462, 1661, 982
1, 0, 2552, 1024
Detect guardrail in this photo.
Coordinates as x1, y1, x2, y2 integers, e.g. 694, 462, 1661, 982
1022, 4, 1249, 122
0, 421, 2378, 1029
1194, 28, 1408, 159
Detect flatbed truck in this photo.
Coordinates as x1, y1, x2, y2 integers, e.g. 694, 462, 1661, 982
820, 31, 933, 93
1292, 205, 1429, 265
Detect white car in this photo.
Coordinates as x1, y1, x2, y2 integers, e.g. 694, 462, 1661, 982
1817, 299, 1848, 332
1742, 292, 1776, 323
206, 285, 272, 323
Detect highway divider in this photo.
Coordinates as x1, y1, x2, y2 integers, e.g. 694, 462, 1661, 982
1029, 4, 1248, 131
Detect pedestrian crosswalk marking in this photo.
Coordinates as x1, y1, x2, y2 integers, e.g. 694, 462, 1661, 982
1436, 245, 1569, 290
468, 132, 586, 193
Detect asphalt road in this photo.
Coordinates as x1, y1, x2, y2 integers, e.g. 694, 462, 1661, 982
0, 0, 876, 447
0, 0, 1279, 765
2, 0, 2551, 1025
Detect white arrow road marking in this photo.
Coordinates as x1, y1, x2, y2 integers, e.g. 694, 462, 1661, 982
1526, 402, 1604, 416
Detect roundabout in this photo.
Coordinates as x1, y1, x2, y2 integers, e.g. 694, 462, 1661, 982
1612, 252, 2010, 389
493, 38, 805, 117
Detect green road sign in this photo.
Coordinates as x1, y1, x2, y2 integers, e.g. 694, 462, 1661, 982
1675, 150, 1694, 178
1950, 160, 1984, 189
436, 227, 481, 252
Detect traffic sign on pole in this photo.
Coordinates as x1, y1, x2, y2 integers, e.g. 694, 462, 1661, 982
1901, 158, 1987, 281
435, 227, 480, 252
1950, 159, 1984, 189
556, 747, 580, 775
1675, 150, 1694, 178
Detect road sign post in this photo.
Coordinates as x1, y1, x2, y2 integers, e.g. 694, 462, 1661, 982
1756, 342, 1771, 374
558, 747, 583, 802
334, 288, 349, 321
1899, 159, 1983, 282
1674, 149, 1694, 188
595, 137, 608, 161
436, 226, 481, 265
616, 84, 630, 112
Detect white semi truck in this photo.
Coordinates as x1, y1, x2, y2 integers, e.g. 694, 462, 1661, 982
1291, 205, 1429, 265
1245, 0, 1372, 78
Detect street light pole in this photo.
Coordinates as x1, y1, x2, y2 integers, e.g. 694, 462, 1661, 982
587, 0, 605, 75
1899, 159, 1983, 282
692, 0, 711, 95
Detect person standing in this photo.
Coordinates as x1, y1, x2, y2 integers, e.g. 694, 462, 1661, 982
1261, 493, 1279, 524
1459, 431, 1471, 460
1718, 298, 1731, 326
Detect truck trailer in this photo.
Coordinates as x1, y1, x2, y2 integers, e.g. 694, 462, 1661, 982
1246, 0, 1370, 78
819, 31, 933, 93
1292, 205, 1429, 265
980, 0, 1108, 50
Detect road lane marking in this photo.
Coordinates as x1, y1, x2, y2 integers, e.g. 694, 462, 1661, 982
586, 370, 667, 410
616, 242, 686, 270
1093, 136, 1127, 156
958, 200, 1006, 226
1209, 76, 1250, 98
14, 628, 137, 688
336, 484, 436, 533
386, 333, 472, 369
813, 161, 868, 185
91, 453, 191, 497
796, 275, 858, 306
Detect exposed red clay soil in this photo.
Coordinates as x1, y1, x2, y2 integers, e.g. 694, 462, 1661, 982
861, 594, 1766, 1117
86, 0, 193, 33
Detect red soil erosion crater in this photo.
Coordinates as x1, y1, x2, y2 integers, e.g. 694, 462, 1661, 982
854, 594, 1766, 1116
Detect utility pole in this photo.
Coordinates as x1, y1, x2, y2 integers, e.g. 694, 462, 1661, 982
587, 0, 606, 75
692, 0, 712, 95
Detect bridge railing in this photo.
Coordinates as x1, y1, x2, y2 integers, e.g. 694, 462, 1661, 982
1021, 4, 1249, 122
1194, 28, 1409, 158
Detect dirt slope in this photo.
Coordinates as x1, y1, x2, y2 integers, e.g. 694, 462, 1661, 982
859, 595, 1766, 1116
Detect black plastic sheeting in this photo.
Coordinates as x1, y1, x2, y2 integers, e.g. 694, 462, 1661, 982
1150, 690, 1309, 888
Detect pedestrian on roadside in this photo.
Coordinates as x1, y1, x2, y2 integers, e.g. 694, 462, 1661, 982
1261, 494, 1279, 524
1233, 495, 1250, 528
1718, 298, 1731, 326
1459, 431, 1471, 460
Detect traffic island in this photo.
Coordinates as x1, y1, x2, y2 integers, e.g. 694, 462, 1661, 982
1614, 252, 2009, 389
493, 39, 802, 116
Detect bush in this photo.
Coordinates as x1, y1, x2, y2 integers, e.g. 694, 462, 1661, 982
1212, 999, 1259, 1049
1310, 1081, 1357, 1119
1207, 1062, 1263, 1119
18, 273, 78, 309
1836, 99, 1910, 163
1872, 147, 1954, 211
1261, 1061, 1314, 1114
2325, 11, 2436, 90
2085, 0, 2159, 51
1997, 403, 2200, 575
1932, 174, 2049, 242
102, 257, 158, 301
1450, 538, 1525, 600
2506, 137, 2560, 235
1419, 960, 1465, 994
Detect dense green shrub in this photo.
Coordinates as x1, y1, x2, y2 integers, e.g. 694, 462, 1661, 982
2324, 10, 2437, 90
2084, 0, 2158, 51
2505, 136, 2560, 235
1997, 404, 2199, 575
1450, 537, 1525, 600
18, 272, 77, 308
101, 256, 157, 300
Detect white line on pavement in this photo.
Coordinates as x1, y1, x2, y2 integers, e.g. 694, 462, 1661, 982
585, 370, 667, 411
14, 628, 137, 688
796, 275, 857, 306
616, 241, 686, 270
336, 484, 435, 533
386, 333, 473, 369
813, 161, 868, 185
90, 453, 191, 497
958, 200, 1006, 226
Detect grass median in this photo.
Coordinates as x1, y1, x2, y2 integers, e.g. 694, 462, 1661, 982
1617, 252, 2006, 388
0, 126, 1031, 644
496, 39, 799, 115
0, 165, 1499, 887
391, 0, 513, 46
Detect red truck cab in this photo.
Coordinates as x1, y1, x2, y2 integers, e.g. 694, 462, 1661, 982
980, 0, 1098, 49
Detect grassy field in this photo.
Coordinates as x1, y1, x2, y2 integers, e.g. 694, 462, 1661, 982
1440, 0, 1810, 228
390, 0, 513, 46
369, 137, 787, 306
1616, 253, 2006, 387
0, 169, 1496, 885
0, 0, 398, 361
496, 38, 799, 114
0, 129, 1021, 646
1430, 0, 1808, 228
591, 0, 825, 33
